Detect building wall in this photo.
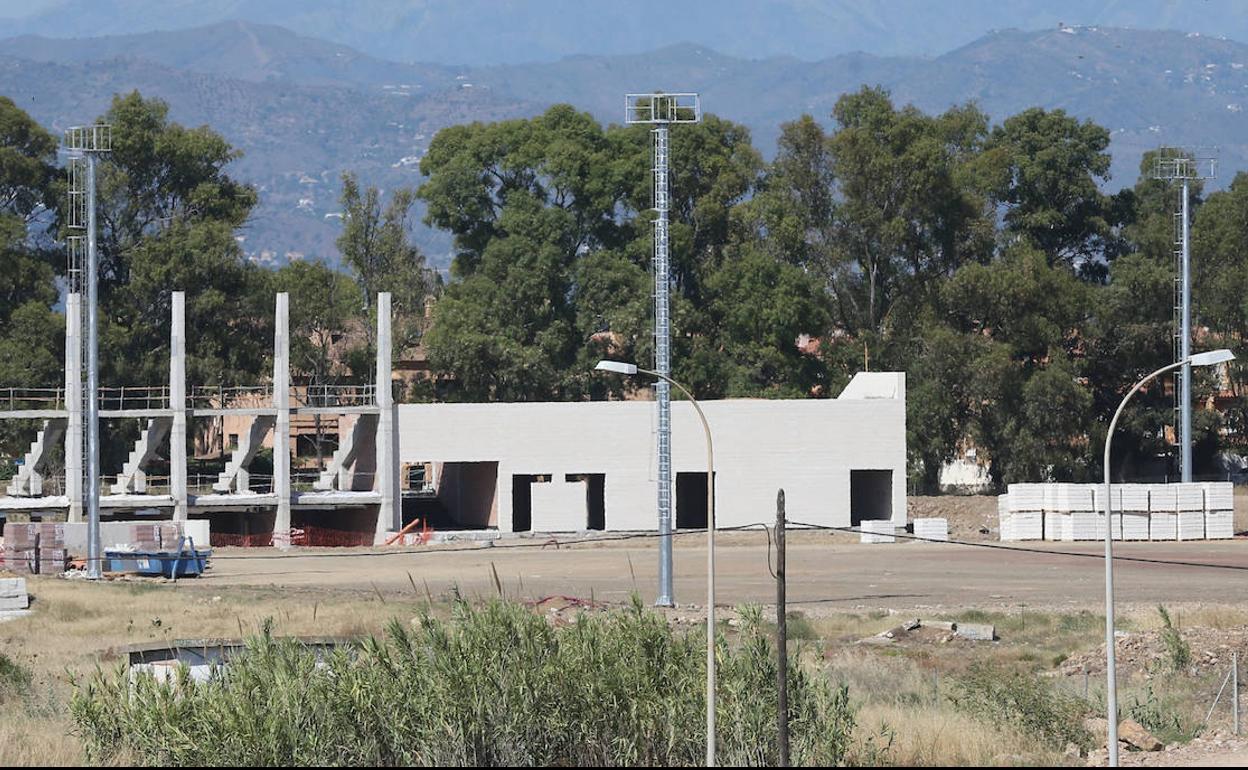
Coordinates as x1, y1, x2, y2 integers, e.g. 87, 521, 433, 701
396, 372, 906, 533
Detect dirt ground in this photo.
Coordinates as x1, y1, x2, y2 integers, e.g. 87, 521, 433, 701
199, 531, 1247, 615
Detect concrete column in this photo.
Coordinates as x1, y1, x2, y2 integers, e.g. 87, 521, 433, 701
273, 293, 291, 546
65, 293, 83, 523
374, 292, 399, 541
170, 292, 188, 521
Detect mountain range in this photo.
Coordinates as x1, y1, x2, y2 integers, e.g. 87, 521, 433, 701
2, 20, 1246, 269
4, 0, 1248, 65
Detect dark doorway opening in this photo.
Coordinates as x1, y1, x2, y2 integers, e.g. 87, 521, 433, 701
850, 469, 893, 526
567, 473, 606, 530
511, 474, 550, 533
676, 472, 716, 529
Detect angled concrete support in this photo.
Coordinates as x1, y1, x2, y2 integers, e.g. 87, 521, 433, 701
6, 418, 67, 496
313, 413, 378, 491
170, 292, 188, 520
65, 293, 83, 521
374, 293, 400, 541
212, 414, 276, 493
110, 417, 172, 494
273, 293, 291, 546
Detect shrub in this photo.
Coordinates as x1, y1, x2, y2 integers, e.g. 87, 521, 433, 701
1157, 605, 1191, 672
71, 598, 855, 767
1128, 685, 1195, 744
0, 652, 32, 703
948, 664, 1093, 750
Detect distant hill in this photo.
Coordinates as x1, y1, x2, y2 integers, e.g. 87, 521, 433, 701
2, 22, 1246, 268
5, 0, 1248, 66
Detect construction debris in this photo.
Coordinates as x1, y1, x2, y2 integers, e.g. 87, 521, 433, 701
857, 617, 996, 645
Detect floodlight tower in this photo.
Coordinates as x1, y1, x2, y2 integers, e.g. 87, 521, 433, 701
65, 124, 112, 579
1151, 147, 1216, 482
625, 92, 700, 607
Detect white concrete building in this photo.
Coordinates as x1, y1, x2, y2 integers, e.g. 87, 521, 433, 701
397, 372, 906, 533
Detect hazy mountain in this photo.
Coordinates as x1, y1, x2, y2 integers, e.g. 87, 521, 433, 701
4, 0, 1248, 66
2, 21, 1246, 268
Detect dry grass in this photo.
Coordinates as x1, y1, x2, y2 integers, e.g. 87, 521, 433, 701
853, 705, 1068, 766
0, 575, 440, 766
3, 572, 1245, 766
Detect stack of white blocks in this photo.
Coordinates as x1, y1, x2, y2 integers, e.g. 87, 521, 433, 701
859, 519, 897, 544
1149, 485, 1178, 541
1205, 482, 1234, 539
1176, 483, 1206, 541
913, 517, 949, 542
1000, 482, 1236, 542
1118, 485, 1151, 541
1001, 484, 1045, 541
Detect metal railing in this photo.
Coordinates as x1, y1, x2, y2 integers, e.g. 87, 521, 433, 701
189, 385, 273, 410
97, 386, 170, 411
293, 384, 377, 408
0, 388, 66, 411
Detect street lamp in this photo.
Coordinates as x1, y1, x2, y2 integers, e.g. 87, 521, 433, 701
1101, 348, 1234, 766
595, 359, 717, 767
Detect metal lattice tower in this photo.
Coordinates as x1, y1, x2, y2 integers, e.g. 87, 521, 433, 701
64, 123, 112, 579
1151, 147, 1215, 482
626, 92, 700, 607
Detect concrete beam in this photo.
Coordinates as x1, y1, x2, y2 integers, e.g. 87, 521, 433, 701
65, 293, 83, 522
170, 291, 188, 521
273, 293, 291, 546
374, 293, 399, 542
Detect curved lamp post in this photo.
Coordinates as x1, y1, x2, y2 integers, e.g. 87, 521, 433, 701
595, 360, 716, 767
1102, 348, 1234, 766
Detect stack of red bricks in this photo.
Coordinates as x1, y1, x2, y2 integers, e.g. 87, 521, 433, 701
1, 522, 68, 575
131, 522, 184, 550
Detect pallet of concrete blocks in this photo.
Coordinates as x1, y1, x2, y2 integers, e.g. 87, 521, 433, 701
1203, 482, 1234, 539
1, 547, 37, 575
0, 577, 29, 610
39, 548, 69, 574
859, 520, 897, 544
1115, 485, 1151, 541
1045, 484, 1093, 541
1175, 483, 1206, 541
1148, 484, 1178, 541
912, 518, 949, 542
1001, 485, 1044, 541
1007, 483, 1047, 512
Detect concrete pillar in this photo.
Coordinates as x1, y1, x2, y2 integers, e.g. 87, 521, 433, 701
65, 293, 83, 523
170, 292, 188, 521
374, 292, 399, 541
273, 293, 291, 546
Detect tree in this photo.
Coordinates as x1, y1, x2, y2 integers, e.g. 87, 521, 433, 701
418, 106, 632, 401
984, 108, 1115, 271
91, 92, 267, 388
274, 259, 362, 466
337, 173, 434, 361
823, 88, 992, 333
0, 95, 61, 390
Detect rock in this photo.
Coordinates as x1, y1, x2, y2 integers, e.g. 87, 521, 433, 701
902, 618, 921, 631
1118, 719, 1163, 752
1063, 743, 1084, 761
1084, 717, 1108, 746
924, 620, 956, 631
955, 622, 995, 641
883, 630, 895, 639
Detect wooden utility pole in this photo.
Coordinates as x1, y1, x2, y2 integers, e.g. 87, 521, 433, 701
776, 488, 789, 767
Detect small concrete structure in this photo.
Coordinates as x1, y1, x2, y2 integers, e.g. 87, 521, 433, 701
397, 372, 907, 532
